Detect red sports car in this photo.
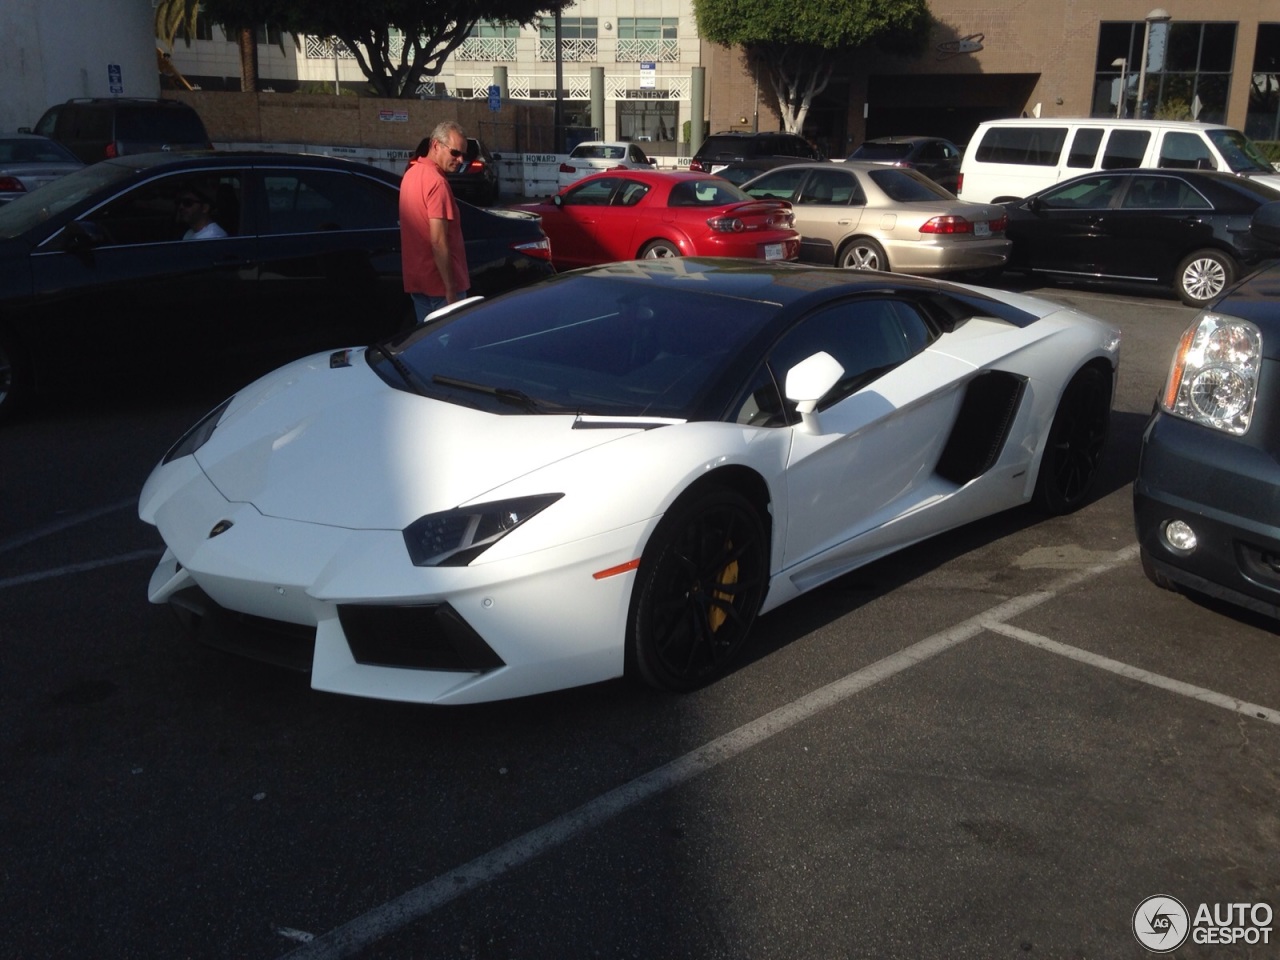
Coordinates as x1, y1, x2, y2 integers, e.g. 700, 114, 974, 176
522, 170, 799, 270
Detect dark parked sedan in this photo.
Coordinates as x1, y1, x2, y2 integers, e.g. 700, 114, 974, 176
1003, 168, 1280, 307
1135, 201, 1280, 617
846, 136, 962, 192
0, 151, 552, 421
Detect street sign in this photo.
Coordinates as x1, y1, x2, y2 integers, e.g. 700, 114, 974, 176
488, 85, 501, 112
108, 63, 123, 95
640, 61, 656, 89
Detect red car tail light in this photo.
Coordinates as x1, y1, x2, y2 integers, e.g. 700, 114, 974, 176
770, 209, 795, 228
919, 216, 974, 235
105, 142, 118, 159
707, 215, 745, 233
466, 159, 486, 173
513, 237, 553, 262
0, 177, 25, 193
955, 172, 964, 194
989, 213, 1008, 232
558, 162, 576, 174
689, 158, 707, 173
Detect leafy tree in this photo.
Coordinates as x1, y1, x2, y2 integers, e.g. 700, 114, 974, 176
695, 0, 931, 133
159, 0, 571, 98
288, 0, 573, 99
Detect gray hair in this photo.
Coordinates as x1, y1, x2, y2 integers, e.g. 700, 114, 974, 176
431, 120, 465, 145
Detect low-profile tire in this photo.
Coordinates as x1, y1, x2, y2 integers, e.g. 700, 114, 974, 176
0, 326, 29, 425
1140, 546, 1180, 594
629, 487, 767, 692
1174, 248, 1235, 308
640, 239, 680, 259
1033, 365, 1112, 515
838, 237, 888, 272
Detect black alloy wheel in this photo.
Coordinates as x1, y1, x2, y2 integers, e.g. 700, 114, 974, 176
629, 488, 768, 692
1033, 365, 1112, 514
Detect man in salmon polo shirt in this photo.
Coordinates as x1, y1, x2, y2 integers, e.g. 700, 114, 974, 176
400, 119, 471, 322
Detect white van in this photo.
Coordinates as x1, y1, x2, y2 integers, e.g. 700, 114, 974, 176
958, 118, 1280, 203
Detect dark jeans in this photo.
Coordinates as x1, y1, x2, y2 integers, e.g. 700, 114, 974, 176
412, 291, 469, 324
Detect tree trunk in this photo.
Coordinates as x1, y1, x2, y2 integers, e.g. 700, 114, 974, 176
237, 26, 258, 93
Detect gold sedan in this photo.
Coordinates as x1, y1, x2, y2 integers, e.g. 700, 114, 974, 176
739, 160, 1011, 276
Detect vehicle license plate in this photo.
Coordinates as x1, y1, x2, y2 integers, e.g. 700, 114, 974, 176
974, 220, 992, 238
764, 243, 784, 260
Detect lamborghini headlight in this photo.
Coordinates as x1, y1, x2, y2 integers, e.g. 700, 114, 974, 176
1160, 313, 1261, 436
403, 494, 563, 567
161, 397, 233, 464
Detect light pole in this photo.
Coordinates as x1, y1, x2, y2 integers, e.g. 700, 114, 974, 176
1134, 8, 1171, 119
1112, 57, 1128, 117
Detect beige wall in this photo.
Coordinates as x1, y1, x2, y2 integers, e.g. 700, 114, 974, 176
162, 91, 556, 155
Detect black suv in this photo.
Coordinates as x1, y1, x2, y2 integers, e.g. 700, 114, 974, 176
689, 132, 819, 173
33, 98, 211, 164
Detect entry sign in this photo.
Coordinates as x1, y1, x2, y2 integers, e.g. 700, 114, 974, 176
108, 63, 123, 95
488, 85, 501, 112
640, 61, 656, 89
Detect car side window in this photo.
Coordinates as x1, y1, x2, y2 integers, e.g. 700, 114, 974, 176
85, 171, 244, 246
799, 168, 856, 205
1158, 132, 1218, 171
1122, 175, 1210, 210
742, 167, 808, 201
563, 176, 620, 206
613, 180, 651, 206
260, 170, 397, 234
1100, 129, 1151, 169
754, 298, 935, 418
1066, 128, 1105, 167
1040, 175, 1125, 209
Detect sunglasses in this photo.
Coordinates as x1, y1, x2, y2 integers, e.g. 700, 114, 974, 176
446, 148, 466, 159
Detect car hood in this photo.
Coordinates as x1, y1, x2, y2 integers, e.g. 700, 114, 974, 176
192, 350, 643, 529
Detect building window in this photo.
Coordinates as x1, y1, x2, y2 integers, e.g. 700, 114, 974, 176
618, 18, 678, 40
1093, 20, 1236, 122
617, 100, 678, 146
1247, 23, 1280, 141
254, 24, 284, 46
539, 17, 598, 61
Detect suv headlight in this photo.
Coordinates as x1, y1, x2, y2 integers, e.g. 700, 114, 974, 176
1160, 313, 1261, 436
403, 494, 563, 567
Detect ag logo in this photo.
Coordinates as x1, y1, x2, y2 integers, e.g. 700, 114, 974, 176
1133, 895, 1190, 952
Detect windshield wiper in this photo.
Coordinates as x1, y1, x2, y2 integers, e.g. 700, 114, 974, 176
431, 374, 559, 413
367, 342, 430, 394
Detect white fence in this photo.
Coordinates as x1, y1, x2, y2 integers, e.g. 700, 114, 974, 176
218, 140, 689, 200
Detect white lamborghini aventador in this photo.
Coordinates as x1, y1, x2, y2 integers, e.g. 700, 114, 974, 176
139, 258, 1120, 704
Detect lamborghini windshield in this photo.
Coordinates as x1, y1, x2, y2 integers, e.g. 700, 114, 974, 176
374, 270, 779, 419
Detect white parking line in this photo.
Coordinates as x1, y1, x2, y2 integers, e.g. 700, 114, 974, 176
276, 544, 1144, 960
0, 549, 162, 591
0, 498, 135, 556
986, 620, 1280, 726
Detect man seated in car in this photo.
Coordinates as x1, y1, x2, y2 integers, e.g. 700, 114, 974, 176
176, 186, 227, 240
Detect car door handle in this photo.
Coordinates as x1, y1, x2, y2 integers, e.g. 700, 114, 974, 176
837, 219, 852, 225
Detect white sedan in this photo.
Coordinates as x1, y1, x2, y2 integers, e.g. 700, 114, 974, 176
140, 259, 1120, 705
557, 140, 654, 189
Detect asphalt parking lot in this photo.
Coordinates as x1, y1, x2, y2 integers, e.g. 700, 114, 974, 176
1, 277, 1277, 960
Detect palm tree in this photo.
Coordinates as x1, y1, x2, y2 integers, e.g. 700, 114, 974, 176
153, 0, 262, 93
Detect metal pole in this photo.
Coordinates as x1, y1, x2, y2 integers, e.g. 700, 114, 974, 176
554, 10, 564, 151
1135, 23, 1152, 118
